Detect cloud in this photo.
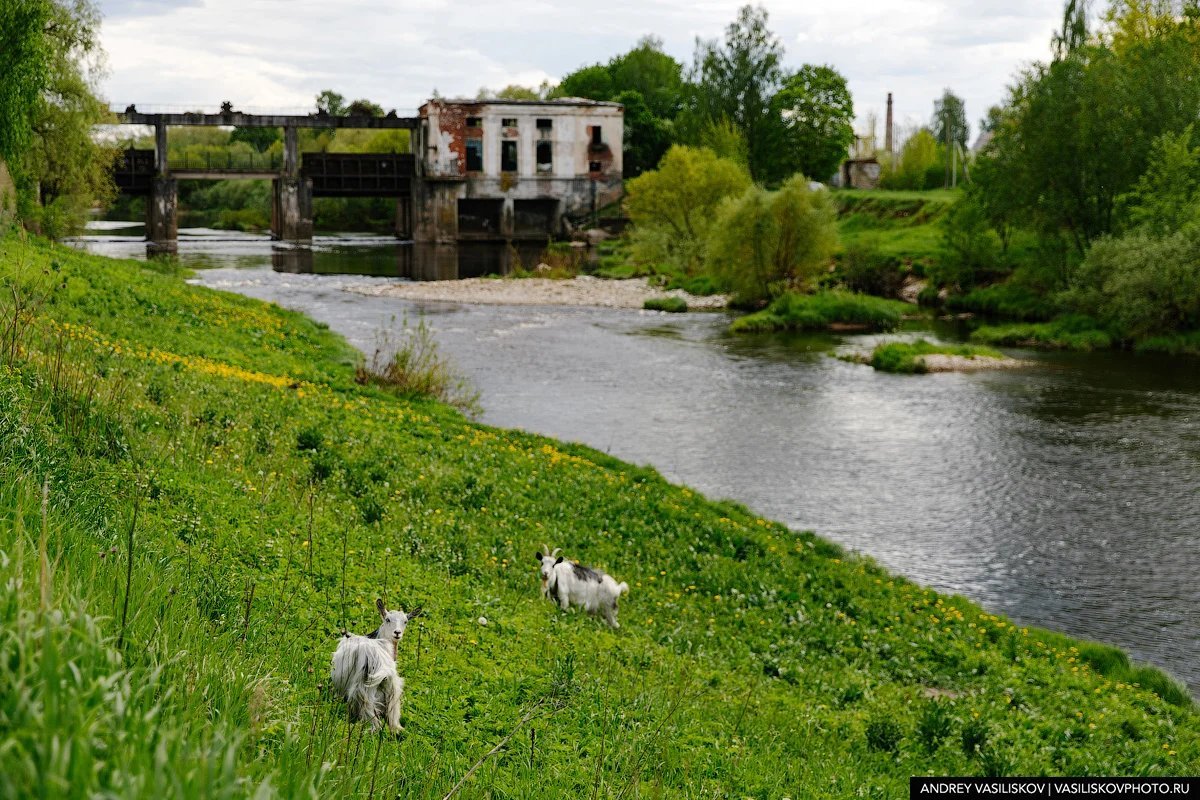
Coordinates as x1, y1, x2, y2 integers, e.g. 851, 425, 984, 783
94, 0, 1062, 139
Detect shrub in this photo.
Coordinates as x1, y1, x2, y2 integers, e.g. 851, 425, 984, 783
1064, 224, 1200, 339
917, 701, 955, 752
706, 175, 838, 305
730, 290, 908, 334
970, 315, 1113, 350
355, 317, 480, 416
643, 296, 687, 313
865, 717, 904, 753
840, 238, 906, 297
863, 339, 1004, 374
625, 145, 751, 274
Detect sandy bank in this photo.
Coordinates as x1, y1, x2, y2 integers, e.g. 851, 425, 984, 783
913, 353, 1030, 372
345, 276, 728, 310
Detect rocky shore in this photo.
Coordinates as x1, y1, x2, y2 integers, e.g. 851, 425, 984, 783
345, 276, 728, 310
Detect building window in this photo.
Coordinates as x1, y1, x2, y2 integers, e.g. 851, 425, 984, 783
466, 138, 483, 172
501, 117, 518, 127
591, 126, 602, 146
536, 140, 552, 173
589, 161, 602, 173
465, 116, 482, 128
501, 140, 518, 173
536, 118, 552, 130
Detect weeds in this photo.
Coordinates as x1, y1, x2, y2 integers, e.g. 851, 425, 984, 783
355, 316, 481, 417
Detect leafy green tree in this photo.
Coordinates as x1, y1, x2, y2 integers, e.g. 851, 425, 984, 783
0, 0, 51, 168
552, 65, 614, 101
1119, 126, 1200, 235
706, 175, 838, 303
315, 90, 346, 115
8, 0, 114, 237
691, 4, 785, 182
229, 126, 281, 152
346, 98, 385, 117
625, 145, 751, 273
881, 129, 942, 190
613, 90, 671, 177
931, 89, 968, 151
608, 36, 684, 118
770, 65, 855, 182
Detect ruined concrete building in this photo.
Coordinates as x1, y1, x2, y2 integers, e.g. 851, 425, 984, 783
415, 98, 624, 242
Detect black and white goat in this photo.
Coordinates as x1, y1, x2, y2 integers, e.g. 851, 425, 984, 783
535, 546, 629, 629
329, 599, 415, 733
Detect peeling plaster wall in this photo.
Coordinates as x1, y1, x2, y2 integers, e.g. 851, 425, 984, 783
415, 99, 624, 241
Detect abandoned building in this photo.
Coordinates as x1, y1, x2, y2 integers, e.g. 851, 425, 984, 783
415, 97, 624, 242
110, 97, 624, 246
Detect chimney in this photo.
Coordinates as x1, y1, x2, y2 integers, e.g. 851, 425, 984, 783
885, 92, 894, 155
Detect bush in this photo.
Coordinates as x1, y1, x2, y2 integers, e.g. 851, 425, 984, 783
863, 339, 1004, 374
865, 717, 904, 753
730, 290, 908, 334
970, 315, 1113, 350
643, 296, 687, 313
840, 238, 906, 297
917, 701, 955, 752
1064, 224, 1200, 339
355, 317, 480, 416
934, 197, 1002, 293
625, 145, 751, 274
706, 176, 838, 305
946, 283, 1059, 321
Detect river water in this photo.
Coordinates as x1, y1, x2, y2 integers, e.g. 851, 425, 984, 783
74, 229, 1200, 694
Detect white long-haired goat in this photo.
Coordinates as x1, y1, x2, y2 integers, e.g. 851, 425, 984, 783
330, 598, 416, 733
535, 545, 629, 629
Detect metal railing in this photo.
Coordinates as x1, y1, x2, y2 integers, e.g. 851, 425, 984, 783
167, 151, 284, 172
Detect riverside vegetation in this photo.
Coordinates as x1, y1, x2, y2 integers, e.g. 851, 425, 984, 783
2, 233, 1198, 797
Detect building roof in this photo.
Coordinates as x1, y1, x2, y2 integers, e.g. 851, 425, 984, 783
426, 97, 623, 109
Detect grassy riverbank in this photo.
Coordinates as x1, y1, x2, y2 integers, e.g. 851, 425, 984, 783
2, 234, 1197, 796
848, 340, 1009, 374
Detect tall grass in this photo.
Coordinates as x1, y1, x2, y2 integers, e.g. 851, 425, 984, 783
355, 316, 480, 417
0, 233, 1196, 796
730, 290, 912, 333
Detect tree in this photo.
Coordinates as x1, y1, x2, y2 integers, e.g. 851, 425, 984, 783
882, 128, 942, 190
346, 98, 385, 117
7, 0, 114, 237
931, 89, 968, 151
770, 65, 855, 182
608, 36, 684, 118
552, 65, 614, 100
706, 175, 838, 303
613, 90, 671, 177
625, 145, 751, 273
691, 4, 785, 182
315, 89, 346, 116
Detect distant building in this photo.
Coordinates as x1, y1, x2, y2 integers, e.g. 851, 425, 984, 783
415, 98, 624, 242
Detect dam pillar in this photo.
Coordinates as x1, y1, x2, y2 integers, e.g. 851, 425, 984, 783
271, 177, 313, 242
146, 177, 177, 248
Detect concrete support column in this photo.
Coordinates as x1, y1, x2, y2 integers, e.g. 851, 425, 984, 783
146, 177, 177, 245
283, 126, 298, 177
500, 197, 514, 239
154, 122, 168, 176
271, 177, 313, 242
395, 194, 412, 239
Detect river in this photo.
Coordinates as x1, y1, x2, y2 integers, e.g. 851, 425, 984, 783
73, 228, 1200, 695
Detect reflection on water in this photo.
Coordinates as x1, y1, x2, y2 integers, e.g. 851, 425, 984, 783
71, 231, 1200, 696
70, 223, 550, 280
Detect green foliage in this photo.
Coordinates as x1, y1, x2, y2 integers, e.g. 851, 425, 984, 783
643, 296, 688, 313
839, 237, 907, 297
354, 316, 481, 415
931, 89, 969, 152
730, 290, 909, 333
625, 145, 751, 274
5, 0, 114, 237
946, 282, 1060, 322
970, 315, 1114, 350
706, 175, 838, 304
769, 65, 855, 183
2, 233, 1198, 796
881, 129, 944, 191
862, 339, 1005, 374
934, 196, 1001, 292
613, 89, 672, 177
917, 701, 955, 752
1064, 224, 1200, 339
1119, 126, 1200, 235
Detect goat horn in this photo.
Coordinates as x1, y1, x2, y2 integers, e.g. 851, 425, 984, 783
550, 547, 562, 558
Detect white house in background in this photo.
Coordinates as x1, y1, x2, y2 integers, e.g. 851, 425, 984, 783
414, 98, 624, 242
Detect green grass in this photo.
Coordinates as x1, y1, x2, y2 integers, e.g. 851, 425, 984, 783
971, 315, 1115, 351
849, 339, 1007, 374
834, 189, 958, 266
730, 290, 914, 334
1, 232, 1197, 797
642, 296, 688, 313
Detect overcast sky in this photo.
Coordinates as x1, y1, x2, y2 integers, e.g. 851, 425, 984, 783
96, 0, 1067, 143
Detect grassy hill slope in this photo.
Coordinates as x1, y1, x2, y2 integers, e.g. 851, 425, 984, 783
1, 233, 1195, 798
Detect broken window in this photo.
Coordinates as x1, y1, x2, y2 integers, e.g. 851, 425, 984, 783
536, 140, 553, 173
465, 116, 482, 128
536, 118, 552, 130
466, 138, 483, 172
501, 140, 518, 173
591, 126, 602, 146
588, 160, 602, 173
501, 117, 518, 127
